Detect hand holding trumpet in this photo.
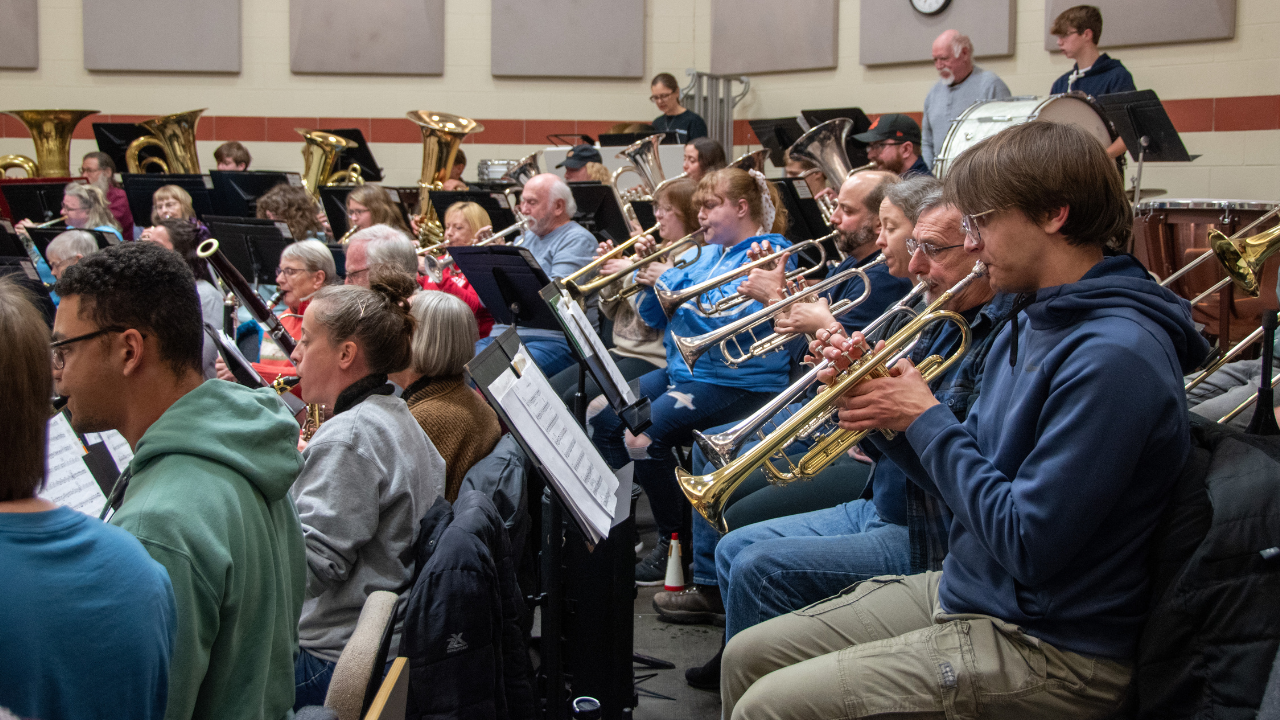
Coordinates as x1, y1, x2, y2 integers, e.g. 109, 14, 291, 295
738, 239, 790, 304
631, 234, 674, 287
809, 327, 939, 433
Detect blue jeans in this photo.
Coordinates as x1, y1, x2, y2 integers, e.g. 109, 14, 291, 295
590, 368, 774, 538
715, 498, 910, 639
476, 331, 576, 378
294, 648, 336, 709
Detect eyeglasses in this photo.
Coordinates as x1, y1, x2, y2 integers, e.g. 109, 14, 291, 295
347, 208, 371, 218
60, 202, 85, 213
905, 237, 963, 258
78, 166, 103, 175
50, 326, 133, 370
960, 208, 1002, 243
867, 141, 905, 152
649, 91, 676, 103
276, 266, 308, 278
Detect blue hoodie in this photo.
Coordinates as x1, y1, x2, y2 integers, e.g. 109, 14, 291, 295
898, 254, 1209, 660
635, 233, 797, 392
1050, 53, 1136, 97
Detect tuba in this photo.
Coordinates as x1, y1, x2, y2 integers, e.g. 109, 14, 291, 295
788, 118, 875, 225
126, 109, 204, 174
610, 134, 671, 229
298, 129, 364, 199
501, 152, 540, 223
406, 111, 484, 248
0, 109, 99, 178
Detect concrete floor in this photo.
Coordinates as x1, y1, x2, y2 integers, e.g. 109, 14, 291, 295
629, 493, 724, 720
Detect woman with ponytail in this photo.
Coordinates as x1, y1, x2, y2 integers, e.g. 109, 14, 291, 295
590, 167, 797, 584
287, 266, 446, 708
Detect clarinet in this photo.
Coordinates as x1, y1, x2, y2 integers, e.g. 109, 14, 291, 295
196, 239, 296, 358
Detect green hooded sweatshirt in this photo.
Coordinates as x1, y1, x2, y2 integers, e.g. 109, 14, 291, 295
110, 380, 307, 720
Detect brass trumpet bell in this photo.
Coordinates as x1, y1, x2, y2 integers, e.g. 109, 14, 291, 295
298, 129, 362, 197
1210, 222, 1280, 297
126, 109, 205, 174
406, 111, 484, 247
0, 109, 99, 178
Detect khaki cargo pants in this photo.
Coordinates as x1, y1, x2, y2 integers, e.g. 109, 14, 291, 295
722, 572, 1132, 720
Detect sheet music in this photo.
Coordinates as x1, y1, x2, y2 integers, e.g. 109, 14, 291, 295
553, 291, 638, 405
493, 349, 619, 542
39, 414, 107, 516
102, 430, 134, 471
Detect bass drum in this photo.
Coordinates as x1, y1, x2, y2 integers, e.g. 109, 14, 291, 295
933, 93, 1116, 177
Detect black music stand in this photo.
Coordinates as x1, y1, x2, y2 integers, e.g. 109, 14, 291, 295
209, 170, 303, 217
0, 219, 30, 258
122, 173, 216, 227
320, 128, 384, 182
569, 184, 630, 242
203, 216, 292, 286
628, 199, 656, 231
749, 117, 807, 167
26, 227, 115, 265
0, 255, 55, 325
427, 189, 519, 233
93, 122, 166, 173
801, 107, 873, 166
467, 328, 637, 720
327, 243, 347, 279
450, 245, 560, 330
1095, 90, 1192, 211
0, 177, 81, 224
318, 186, 356, 239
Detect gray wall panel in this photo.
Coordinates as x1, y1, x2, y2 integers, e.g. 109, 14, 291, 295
860, 0, 1015, 66
710, 0, 837, 75
83, 0, 240, 72
291, 0, 443, 75
1043, 0, 1235, 51
491, 0, 644, 78
0, 0, 38, 69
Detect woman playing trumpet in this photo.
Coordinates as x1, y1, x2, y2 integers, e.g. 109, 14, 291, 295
548, 177, 699, 405
589, 167, 797, 584
420, 201, 497, 336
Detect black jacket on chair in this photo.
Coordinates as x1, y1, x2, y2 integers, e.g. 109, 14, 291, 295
1135, 418, 1280, 719
398, 491, 535, 720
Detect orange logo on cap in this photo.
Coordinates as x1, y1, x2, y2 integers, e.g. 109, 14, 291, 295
868, 116, 881, 129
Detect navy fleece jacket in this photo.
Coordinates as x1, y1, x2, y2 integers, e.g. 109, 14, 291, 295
898, 254, 1209, 659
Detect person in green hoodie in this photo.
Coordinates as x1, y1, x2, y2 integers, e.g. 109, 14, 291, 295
51, 241, 308, 720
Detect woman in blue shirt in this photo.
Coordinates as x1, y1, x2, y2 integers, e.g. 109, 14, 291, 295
591, 167, 795, 583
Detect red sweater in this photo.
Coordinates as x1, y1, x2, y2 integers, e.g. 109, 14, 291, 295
419, 266, 494, 337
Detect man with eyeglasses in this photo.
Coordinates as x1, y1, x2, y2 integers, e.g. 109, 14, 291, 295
853, 114, 932, 179
1050, 4, 1135, 159
51, 241, 307, 720
724, 121, 1208, 719
649, 72, 708, 143
698, 190, 1010, 692
80, 152, 134, 240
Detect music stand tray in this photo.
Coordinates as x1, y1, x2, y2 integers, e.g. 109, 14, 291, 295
427, 190, 519, 233
122, 173, 216, 227
209, 170, 304, 217
204, 215, 293, 286
449, 245, 561, 330
0, 177, 82, 224
1095, 90, 1193, 208
749, 117, 807, 167
569, 184, 630, 243
318, 186, 357, 239
321, 128, 384, 182
26, 227, 115, 263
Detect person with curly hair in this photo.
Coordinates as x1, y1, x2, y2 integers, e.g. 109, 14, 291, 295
256, 183, 326, 241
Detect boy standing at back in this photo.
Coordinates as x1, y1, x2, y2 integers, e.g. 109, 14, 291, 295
1050, 4, 1135, 158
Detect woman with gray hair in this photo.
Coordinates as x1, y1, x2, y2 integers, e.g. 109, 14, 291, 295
15, 183, 122, 244
288, 266, 445, 707
877, 175, 942, 278
45, 230, 98, 281
394, 290, 501, 501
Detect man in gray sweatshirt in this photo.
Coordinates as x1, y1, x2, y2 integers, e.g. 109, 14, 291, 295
921, 30, 1012, 169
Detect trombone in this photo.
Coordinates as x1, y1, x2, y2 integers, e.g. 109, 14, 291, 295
693, 280, 928, 469
678, 264, 986, 531
674, 255, 887, 371
655, 234, 833, 318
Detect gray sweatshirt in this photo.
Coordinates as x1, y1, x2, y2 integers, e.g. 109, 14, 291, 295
921, 65, 1012, 167
292, 393, 446, 662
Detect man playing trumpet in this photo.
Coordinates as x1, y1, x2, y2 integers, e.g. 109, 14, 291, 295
723, 122, 1210, 720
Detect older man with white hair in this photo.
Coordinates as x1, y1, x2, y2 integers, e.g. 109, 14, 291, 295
343, 224, 417, 287
45, 229, 99, 281
477, 172, 596, 376
921, 29, 1011, 169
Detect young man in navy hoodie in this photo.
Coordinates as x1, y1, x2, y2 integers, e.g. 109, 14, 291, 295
1051, 4, 1135, 159
721, 121, 1209, 719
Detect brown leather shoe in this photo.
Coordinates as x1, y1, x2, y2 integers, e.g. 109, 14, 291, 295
652, 584, 725, 626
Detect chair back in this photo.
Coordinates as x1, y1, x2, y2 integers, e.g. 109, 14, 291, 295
324, 590, 400, 720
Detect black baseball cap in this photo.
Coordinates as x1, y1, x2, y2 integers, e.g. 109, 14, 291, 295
556, 144, 603, 169
852, 114, 922, 146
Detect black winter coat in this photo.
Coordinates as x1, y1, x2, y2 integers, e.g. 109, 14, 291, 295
399, 491, 535, 720
1136, 418, 1280, 719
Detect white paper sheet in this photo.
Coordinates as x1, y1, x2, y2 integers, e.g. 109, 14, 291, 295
39, 415, 107, 516
493, 349, 619, 542
102, 430, 134, 471
555, 290, 638, 405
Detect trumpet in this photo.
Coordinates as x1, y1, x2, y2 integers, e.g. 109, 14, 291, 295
694, 280, 929, 469
678, 264, 984, 530
674, 255, 886, 371
655, 234, 833, 318
419, 218, 533, 284
560, 222, 662, 297
573, 227, 708, 304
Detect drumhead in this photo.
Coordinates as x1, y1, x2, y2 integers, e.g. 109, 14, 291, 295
1135, 199, 1279, 212
934, 93, 1114, 178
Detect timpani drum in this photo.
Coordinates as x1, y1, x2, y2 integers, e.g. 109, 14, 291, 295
1134, 199, 1280, 344
933, 93, 1116, 178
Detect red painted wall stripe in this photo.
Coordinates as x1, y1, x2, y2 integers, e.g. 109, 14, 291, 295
3, 97, 1277, 146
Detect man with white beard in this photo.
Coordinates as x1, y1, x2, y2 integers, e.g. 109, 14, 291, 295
920, 30, 1011, 169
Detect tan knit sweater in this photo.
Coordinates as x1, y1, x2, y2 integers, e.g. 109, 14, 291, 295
404, 374, 502, 502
